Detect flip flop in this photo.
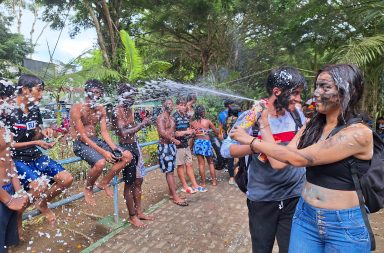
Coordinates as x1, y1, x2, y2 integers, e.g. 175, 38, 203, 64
169, 195, 187, 200
173, 200, 189, 206
181, 187, 197, 194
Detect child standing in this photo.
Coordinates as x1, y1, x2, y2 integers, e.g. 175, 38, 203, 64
191, 105, 219, 187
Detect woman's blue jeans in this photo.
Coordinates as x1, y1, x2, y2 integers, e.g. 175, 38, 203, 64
289, 197, 370, 253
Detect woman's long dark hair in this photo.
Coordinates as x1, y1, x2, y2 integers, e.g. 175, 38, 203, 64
298, 64, 364, 149
194, 105, 205, 121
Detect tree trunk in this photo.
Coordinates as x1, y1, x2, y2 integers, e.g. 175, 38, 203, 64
17, 0, 24, 34
83, 0, 111, 68
29, 3, 38, 57
100, 0, 116, 63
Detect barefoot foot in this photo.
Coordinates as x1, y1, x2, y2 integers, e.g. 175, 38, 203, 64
212, 179, 218, 186
129, 215, 146, 228
36, 201, 56, 227
137, 213, 155, 221
84, 187, 96, 206
96, 183, 113, 198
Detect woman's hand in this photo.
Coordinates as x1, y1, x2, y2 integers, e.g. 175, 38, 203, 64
229, 127, 254, 145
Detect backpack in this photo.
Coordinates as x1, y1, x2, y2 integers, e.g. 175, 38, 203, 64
330, 118, 384, 251
224, 104, 241, 135
235, 124, 258, 193
235, 155, 252, 193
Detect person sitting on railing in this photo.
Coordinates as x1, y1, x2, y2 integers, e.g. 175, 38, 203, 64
69, 79, 132, 206
155, 98, 188, 206
190, 105, 219, 187
0, 78, 29, 249
112, 83, 154, 228
8, 74, 73, 229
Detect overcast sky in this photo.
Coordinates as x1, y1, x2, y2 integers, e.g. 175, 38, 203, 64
4, 5, 97, 64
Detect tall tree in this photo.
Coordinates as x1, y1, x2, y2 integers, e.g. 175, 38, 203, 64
135, 0, 238, 77
0, 13, 33, 77
38, 0, 135, 70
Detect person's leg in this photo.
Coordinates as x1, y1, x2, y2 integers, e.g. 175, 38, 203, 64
176, 164, 189, 190
185, 163, 199, 189
165, 171, 187, 206
324, 206, 370, 253
275, 197, 300, 253
227, 158, 235, 184
123, 182, 145, 228
14, 160, 48, 235
5, 209, 19, 251
206, 157, 217, 186
197, 155, 206, 187
73, 140, 108, 205
247, 199, 279, 253
134, 178, 154, 221
1, 187, 20, 248
98, 150, 132, 196
34, 156, 73, 226
84, 159, 106, 205
176, 148, 190, 191
288, 198, 324, 253
184, 148, 199, 189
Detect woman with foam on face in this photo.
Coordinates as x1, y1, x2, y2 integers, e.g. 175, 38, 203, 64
231, 64, 373, 253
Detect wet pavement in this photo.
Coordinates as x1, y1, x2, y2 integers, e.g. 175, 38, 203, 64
88, 171, 262, 253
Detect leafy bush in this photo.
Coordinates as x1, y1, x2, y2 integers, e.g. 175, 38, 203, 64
138, 126, 159, 164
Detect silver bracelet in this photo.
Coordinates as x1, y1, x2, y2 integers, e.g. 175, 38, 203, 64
5, 196, 14, 206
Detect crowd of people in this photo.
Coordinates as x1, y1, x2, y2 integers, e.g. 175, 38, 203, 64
0, 75, 226, 251
0, 63, 382, 253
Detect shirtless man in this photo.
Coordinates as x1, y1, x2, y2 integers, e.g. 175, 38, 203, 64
0, 79, 28, 250
69, 79, 132, 206
113, 84, 154, 227
155, 98, 188, 206
190, 105, 219, 187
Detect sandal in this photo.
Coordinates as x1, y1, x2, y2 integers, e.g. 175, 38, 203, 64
193, 186, 208, 193
181, 187, 197, 194
173, 200, 189, 207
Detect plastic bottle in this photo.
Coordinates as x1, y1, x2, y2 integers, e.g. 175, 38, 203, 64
232, 99, 268, 131
220, 99, 267, 158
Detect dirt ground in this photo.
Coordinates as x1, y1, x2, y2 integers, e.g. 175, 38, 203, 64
12, 167, 174, 253
11, 164, 384, 253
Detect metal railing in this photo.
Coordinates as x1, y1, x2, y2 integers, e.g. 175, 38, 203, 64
23, 140, 160, 223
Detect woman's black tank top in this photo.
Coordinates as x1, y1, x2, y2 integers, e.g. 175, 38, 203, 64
306, 157, 370, 191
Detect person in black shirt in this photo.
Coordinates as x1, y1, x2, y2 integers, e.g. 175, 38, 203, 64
173, 97, 206, 193
10, 74, 73, 228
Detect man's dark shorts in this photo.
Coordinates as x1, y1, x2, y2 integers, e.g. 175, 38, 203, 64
14, 155, 65, 189
119, 142, 139, 186
73, 137, 113, 166
158, 144, 176, 173
0, 183, 19, 252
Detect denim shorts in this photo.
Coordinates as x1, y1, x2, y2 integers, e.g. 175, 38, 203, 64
289, 197, 370, 253
73, 137, 114, 166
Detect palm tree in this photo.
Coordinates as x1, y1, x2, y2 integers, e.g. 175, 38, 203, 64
333, 1, 384, 120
